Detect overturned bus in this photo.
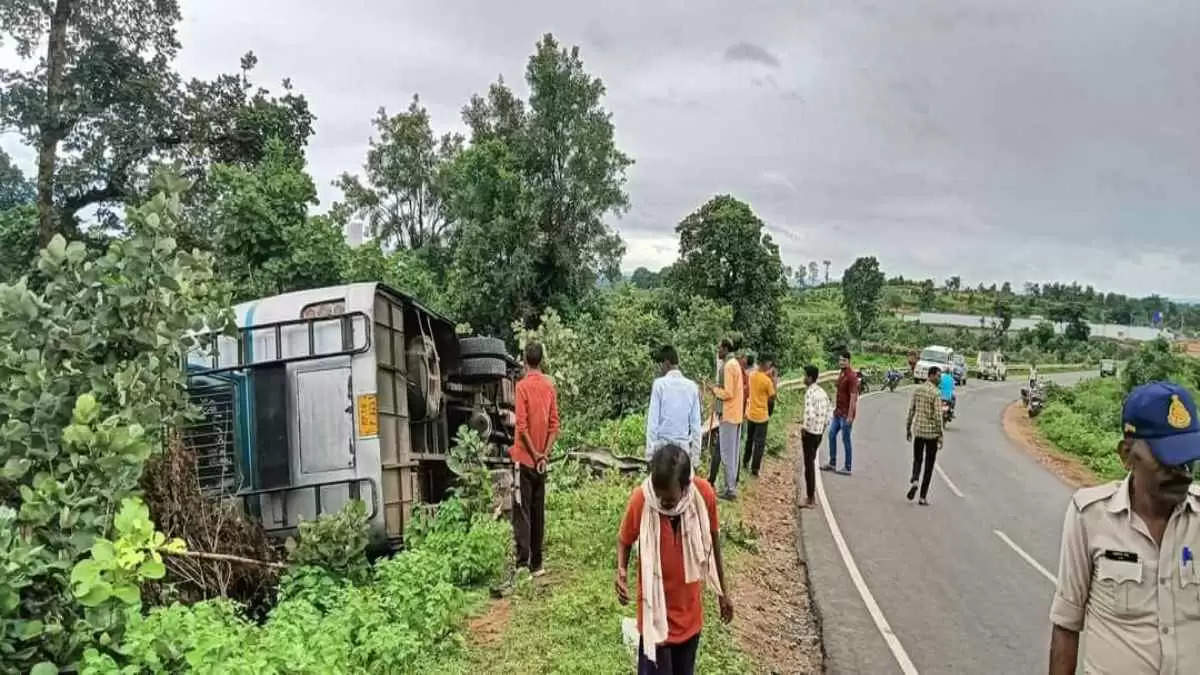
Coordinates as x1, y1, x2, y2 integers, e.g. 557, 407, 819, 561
183, 283, 517, 549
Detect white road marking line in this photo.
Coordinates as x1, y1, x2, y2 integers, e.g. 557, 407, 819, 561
935, 464, 964, 498
815, 469, 920, 675
993, 530, 1057, 584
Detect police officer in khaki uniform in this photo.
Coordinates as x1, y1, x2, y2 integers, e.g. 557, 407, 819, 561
1049, 382, 1200, 675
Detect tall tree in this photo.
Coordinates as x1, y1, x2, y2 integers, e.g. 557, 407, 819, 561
0, 2, 313, 243
993, 297, 1014, 336
630, 267, 662, 289
808, 261, 820, 286
918, 279, 937, 310
332, 95, 462, 253
670, 195, 788, 350
841, 257, 886, 338
945, 275, 962, 292
445, 34, 632, 336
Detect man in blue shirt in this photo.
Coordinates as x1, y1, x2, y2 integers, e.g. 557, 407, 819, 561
939, 368, 956, 415
646, 345, 703, 467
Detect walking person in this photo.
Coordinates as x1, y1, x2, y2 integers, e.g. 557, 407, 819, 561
1049, 382, 1200, 675
646, 345, 703, 468
905, 366, 944, 505
742, 354, 777, 477
823, 350, 859, 475
800, 365, 832, 508
616, 444, 733, 675
707, 339, 745, 500
509, 342, 560, 577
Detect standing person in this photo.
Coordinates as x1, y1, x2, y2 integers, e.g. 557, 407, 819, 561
823, 350, 859, 475
800, 365, 832, 508
509, 342, 560, 577
905, 366, 944, 505
1048, 382, 1200, 675
646, 345, 703, 468
616, 444, 734, 675
740, 352, 757, 474
708, 339, 745, 500
742, 354, 777, 478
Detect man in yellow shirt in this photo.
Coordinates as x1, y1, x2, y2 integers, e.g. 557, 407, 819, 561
743, 354, 777, 477
708, 339, 745, 500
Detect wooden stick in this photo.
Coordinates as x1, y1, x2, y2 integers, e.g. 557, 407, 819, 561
165, 549, 287, 570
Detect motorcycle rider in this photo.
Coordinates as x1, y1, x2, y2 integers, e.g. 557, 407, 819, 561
939, 367, 956, 418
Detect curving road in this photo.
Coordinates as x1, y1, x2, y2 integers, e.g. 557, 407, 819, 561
800, 374, 1089, 675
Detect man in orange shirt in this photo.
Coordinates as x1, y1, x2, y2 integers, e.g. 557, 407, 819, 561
510, 342, 559, 576
617, 444, 733, 675
743, 354, 777, 477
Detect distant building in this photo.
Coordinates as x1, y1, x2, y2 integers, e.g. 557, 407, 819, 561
900, 312, 1172, 342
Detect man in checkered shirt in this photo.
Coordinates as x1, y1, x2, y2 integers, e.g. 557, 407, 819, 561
905, 366, 945, 505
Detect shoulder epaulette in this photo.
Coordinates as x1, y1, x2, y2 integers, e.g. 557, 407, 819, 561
1071, 481, 1120, 511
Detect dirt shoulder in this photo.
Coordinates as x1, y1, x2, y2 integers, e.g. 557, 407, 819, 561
731, 425, 823, 674
1002, 402, 1102, 489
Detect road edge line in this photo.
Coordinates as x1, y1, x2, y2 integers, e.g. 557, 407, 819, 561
815, 469, 920, 675
993, 529, 1057, 584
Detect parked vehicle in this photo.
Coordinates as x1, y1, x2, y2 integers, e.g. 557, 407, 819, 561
884, 369, 904, 392
1021, 381, 1045, 418
950, 354, 968, 386
914, 345, 955, 384
184, 283, 518, 550
977, 351, 1008, 381
1099, 359, 1118, 378
858, 368, 872, 394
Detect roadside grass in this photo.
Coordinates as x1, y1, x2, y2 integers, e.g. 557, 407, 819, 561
1036, 377, 1126, 480
442, 391, 804, 674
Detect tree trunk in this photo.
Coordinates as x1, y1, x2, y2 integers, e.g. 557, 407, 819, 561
36, 0, 74, 247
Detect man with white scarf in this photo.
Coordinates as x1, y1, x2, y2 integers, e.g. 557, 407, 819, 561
616, 444, 733, 674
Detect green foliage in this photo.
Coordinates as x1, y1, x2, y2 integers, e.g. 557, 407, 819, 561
82, 502, 508, 673
446, 426, 496, 517
286, 501, 370, 582
0, 149, 33, 212
1122, 338, 1198, 393
516, 286, 732, 422
841, 256, 886, 338
670, 194, 787, 352
445, 34, 631, 337
0, 177, 230, 671
332, 95, 462, 254
70, 498, 185, 610
0, 203, 38, 281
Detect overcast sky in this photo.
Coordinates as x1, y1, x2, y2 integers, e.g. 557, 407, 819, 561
4, 1, 1198, 297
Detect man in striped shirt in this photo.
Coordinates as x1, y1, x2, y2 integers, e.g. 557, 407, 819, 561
905, 366, 945, 506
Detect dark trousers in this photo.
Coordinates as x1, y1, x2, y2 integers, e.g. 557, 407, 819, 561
512, 465, 546, 570
638, 633, 700, 675
742, 420, 769, 476
911, 437, 939, 499
801, 430, 823, 501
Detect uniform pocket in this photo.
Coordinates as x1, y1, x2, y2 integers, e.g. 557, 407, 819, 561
1180, 565, 1200, 620
1094, 558, 1147, 618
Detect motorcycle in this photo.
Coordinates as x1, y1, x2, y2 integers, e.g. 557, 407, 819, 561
884, 369, 903, 392
857, 368, 872, 394
942, 397, 955, 425
1021, 382, 1045, 418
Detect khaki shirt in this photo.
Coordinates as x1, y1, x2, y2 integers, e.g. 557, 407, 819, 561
1050, 476, 1200, 675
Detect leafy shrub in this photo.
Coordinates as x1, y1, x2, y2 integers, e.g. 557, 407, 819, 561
80, 499, 509, 673
0, 176, 231, 671
286, 501, 370, 582
446, 425, 495, 518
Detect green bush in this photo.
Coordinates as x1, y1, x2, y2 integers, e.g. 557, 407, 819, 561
285, 501, 370, 582
81, 501, 509, 673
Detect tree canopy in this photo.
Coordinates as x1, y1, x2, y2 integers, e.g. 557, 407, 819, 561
841, 257, 885, 338
670, 194, 788, 351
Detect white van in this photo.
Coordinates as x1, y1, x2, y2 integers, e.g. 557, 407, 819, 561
914, 345, 955, 384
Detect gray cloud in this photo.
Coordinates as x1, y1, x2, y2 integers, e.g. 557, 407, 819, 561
2, 0, 1198, 298
724, 41, 781, 68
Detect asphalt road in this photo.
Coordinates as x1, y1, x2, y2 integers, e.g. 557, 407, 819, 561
800, 374, 1091, 675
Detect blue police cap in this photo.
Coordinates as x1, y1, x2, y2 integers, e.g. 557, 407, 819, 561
1122, 381, 1200, 467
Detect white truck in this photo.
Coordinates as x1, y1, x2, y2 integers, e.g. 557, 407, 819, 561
977, 351, 1008, 381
